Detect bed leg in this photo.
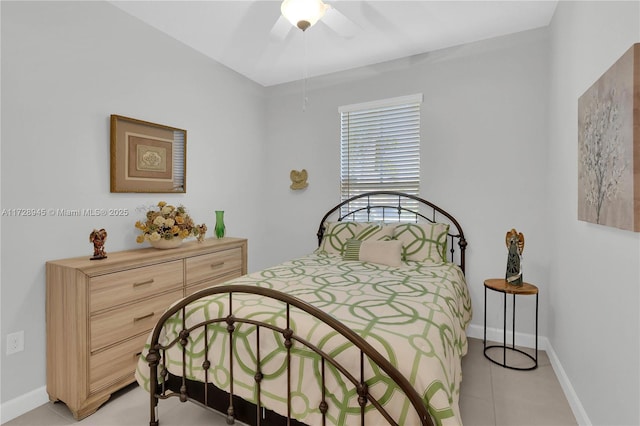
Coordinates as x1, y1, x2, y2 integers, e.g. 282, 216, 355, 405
149, 392, 159, 426
226, 405, 235, 424
149, 391, 159, 426
147, 348, 160, 426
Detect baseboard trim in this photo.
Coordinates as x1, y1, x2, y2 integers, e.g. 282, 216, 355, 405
0, 386, 49, 424
467, 323, 544, 350
467, 324, 591, 425
544, 342, 592, 426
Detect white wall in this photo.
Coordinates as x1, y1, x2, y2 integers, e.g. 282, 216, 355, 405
3, 1, 639, 425
1, 0, 267, 407
548, 2, 640, 425
264, 28, 551, 341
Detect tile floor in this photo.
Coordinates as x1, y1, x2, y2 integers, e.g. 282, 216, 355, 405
459, 338, 577, 425
4, 338, 577, 426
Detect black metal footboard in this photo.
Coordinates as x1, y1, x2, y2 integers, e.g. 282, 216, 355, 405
146, 285, 434, 426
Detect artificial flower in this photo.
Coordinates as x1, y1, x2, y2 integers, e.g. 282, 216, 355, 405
135, 201, 206, 244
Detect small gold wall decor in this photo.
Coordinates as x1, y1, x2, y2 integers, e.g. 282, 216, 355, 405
290, 169, 308, 190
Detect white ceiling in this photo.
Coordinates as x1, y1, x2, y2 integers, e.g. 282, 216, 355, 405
110, 1, 558, 87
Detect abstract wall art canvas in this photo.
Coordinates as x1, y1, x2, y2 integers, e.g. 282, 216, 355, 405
578, 43, 640, 232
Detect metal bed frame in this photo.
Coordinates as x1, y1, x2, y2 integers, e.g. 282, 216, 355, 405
145, 191, 467, 426
318, 191, 467, 273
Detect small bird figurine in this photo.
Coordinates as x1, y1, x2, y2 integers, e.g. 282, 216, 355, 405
290, 169, 309, 190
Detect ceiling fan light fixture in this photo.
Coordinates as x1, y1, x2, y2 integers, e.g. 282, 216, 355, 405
281, 0, 328, 31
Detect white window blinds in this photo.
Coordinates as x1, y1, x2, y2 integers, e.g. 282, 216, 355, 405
173, 130, 185, 192
339, 94, 422, 220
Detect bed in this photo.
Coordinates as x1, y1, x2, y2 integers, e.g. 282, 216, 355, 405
135, 191, 471, 426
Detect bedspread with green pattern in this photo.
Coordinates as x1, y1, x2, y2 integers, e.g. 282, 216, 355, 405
135, 252, 472, 425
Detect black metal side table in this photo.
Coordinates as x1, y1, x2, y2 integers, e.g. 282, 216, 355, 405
483, 278, 538, 370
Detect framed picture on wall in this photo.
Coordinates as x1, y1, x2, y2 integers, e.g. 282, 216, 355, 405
578, 43, 639, 232
110, 114, 186, 193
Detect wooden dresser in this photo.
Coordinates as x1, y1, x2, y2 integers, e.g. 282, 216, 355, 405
46, 237, 247, 419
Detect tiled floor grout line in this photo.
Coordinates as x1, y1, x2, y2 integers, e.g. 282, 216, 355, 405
489, 363, 499, 425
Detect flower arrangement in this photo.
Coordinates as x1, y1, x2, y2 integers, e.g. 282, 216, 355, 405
135, 201, 206, 244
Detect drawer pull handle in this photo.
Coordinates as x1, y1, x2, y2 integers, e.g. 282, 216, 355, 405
210, 262, 225, 269
133, 312, 154, 322
133, 279, 155, 287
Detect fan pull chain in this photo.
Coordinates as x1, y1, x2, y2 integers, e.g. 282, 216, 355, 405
302, 29, 309, 112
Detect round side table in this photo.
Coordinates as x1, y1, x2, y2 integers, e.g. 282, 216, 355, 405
483, 278, 538, 370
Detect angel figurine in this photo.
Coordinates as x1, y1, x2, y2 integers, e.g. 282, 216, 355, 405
505, 228, 524, 285
90, 228, 108, 260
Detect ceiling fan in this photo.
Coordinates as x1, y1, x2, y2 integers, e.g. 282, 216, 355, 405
271, 0, 358, 40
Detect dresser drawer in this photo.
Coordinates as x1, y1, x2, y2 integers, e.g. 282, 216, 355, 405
90, 261, 183, 313
186, 248, 242, 287
185, 269, 244, 297
89, 334, 147, 393
90, 289, 183, 352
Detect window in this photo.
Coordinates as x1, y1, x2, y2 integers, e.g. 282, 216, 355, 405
339, 94, 422, 220
173, 130, 185, 191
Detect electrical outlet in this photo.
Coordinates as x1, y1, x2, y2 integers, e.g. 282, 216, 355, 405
6, 331, 24, 355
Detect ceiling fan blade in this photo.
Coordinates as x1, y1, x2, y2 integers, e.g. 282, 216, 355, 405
270, 14, 293, 42
322, 5, 358, 38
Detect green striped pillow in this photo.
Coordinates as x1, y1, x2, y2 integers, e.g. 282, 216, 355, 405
343, 239, 363, 260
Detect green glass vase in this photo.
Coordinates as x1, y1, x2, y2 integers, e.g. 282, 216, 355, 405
214, 210, 226, 239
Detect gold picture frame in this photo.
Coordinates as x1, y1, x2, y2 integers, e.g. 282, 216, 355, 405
110, 115, 186, 193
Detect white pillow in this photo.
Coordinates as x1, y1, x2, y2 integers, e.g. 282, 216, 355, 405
343, 239, 403, 267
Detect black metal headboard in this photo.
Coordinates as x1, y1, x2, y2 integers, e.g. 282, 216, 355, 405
317, 191, 467, 273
